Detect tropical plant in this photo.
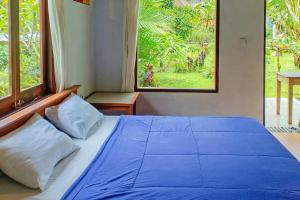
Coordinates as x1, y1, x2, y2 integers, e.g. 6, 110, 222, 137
0, 0, 9, 97
138, 0, 172, 34
0, 0, 41, 97
195, 0, 216, 30
267, 0, 300, 68
174, 7, 194, 39
137, 0, 217, 88
19, 0, 41, 89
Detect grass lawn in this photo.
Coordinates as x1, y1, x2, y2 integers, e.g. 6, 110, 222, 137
154, 72, 213, 89
141, 53, 300, 97
265, 53, 300, 98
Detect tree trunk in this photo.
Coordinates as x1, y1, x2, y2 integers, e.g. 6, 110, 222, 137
294, 53, 300, 68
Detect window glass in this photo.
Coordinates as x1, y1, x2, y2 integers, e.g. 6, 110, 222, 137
137, 0, 218, 90
19, 0, 41, 90
0, 0, 9, 98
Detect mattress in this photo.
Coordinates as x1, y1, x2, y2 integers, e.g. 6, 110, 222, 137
63, 116, 300, 200
0, 116, 119, 200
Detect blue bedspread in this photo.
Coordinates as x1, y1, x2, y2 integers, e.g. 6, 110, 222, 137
62, 116, 300, 200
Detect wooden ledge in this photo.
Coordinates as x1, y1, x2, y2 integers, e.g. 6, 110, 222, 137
0, 85, 80, 137
86, 92, 140, 106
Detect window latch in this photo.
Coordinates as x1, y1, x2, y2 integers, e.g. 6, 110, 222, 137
15, 99, 25, 109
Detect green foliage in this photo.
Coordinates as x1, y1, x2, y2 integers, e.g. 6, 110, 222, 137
268, 0, 300, 41
0, 45, 8, 71
0, 0, 8, 35
0, 69, 8, 97
267, 0, 300, 68
0, 0, 9, 97
266, 53, 300, 98
174, 8, 194, 39
0, 0, 41, 98
137, 0, 217, 88
266, 0, 300, 97
162, 0, 174, 9
19, 0, 41, 90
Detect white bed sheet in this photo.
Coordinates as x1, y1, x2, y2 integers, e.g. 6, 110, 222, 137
0, 116, 119, 200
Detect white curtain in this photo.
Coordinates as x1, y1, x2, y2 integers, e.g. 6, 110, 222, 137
121, 0, 139, 92
48, 0, 65, 92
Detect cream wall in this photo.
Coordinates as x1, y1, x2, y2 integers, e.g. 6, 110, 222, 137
63, 0, 96, 97
94, 0, 124, 92
94, 0, 265, 122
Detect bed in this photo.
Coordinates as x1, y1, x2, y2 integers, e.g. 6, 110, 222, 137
0, 115, 119, 200
0, 87, 300, 200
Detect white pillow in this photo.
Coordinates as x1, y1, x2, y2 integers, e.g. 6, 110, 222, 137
0, 114, 79, 190
45, 94, 104, 139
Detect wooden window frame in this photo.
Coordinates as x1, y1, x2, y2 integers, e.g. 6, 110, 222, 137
135, 0, 220, 93
0, 0, 52, 116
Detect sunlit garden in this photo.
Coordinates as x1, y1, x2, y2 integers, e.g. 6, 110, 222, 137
137, 0, 217, 89
0, 0, 299, 97
0, 0, 41, 98
137, 0, 300, 96
265, 0, 300, 98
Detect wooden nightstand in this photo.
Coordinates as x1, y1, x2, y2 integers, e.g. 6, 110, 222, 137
86, 92, 139, 115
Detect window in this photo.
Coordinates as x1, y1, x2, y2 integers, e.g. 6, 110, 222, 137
19, 0, 42, 90
0, 0, 50, 116
0, 1, 9, 98
136, 0, 219, 92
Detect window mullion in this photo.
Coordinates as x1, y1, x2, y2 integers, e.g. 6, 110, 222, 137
40, 0, 47, 86
8, 0, 20, 107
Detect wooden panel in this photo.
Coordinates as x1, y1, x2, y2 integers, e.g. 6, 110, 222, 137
1, 0, 51, 116
20, 84, 46, 103
288, 83, 293, 124
0, 97, 14, 116
276, 80, 281, 115
276, 72, 300, 125
86, 92, 139, 105
8, 0, 20, 105
277, 74, 289, 84
0, 85, 80, 137
40, 0, 47, 85
19, 0, 49, 103
293, 78, 300, 85
86, 92, 140, 116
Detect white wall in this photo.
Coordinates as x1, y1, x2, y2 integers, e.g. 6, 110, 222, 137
94, 0, 123, 92
63, 1, 96, 97
93, 0, 265, 122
